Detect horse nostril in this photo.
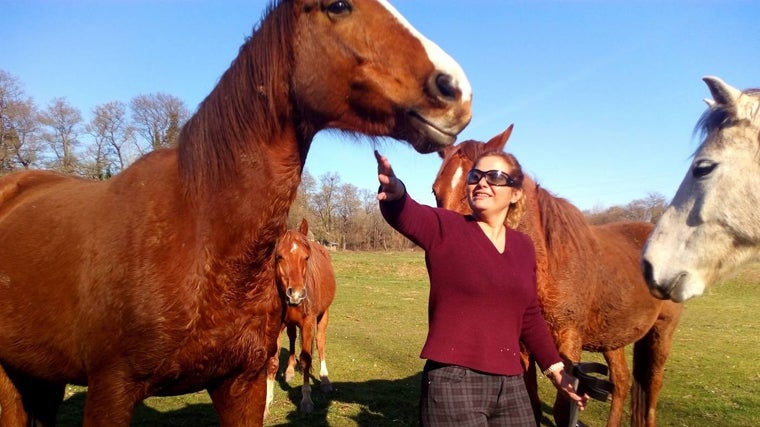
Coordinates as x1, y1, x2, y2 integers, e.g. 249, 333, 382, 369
642, 259, 654, 286
433, 73, 459, 101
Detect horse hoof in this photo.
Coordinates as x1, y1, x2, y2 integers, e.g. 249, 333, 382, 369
320, 382, 333, 393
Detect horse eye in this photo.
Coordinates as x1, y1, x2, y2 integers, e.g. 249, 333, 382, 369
692, 159, 717, 179
325, 0, 352, 16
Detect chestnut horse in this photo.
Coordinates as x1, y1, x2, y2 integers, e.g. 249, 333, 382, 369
432, 127, 683, 427
643, 77, 760, 302
265, 219, 336, 417
0, 1, 472, 425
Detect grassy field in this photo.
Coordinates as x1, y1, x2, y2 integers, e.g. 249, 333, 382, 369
54, 251, 760, 426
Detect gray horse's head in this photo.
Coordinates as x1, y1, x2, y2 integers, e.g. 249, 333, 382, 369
642, 76, 760, 302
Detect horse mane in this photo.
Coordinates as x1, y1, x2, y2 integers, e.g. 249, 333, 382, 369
177, 0, 297, 194
533, 182, 596, 261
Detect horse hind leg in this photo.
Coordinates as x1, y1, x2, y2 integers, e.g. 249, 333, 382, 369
315, 310, 332, 393
0, 365, 64, 427
603, 348, 630, 427
630, 302, 683, 427
0, 364, 28, 427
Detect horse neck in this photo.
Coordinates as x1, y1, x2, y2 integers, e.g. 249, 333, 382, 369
520, 177, 596, 273
176, 5, 311, 265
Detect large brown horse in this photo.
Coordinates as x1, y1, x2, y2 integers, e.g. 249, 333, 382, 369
0, 1, 472, 426
432, 126, 682, 427
265, 219, 336, 417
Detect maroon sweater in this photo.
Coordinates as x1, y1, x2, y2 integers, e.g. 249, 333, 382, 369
381, 192, 561, 376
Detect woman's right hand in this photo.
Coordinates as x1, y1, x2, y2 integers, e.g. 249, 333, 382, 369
375, 150, 405, 202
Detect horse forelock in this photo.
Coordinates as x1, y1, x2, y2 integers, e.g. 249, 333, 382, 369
695, 88, 760, 148
177, 1, 297, 195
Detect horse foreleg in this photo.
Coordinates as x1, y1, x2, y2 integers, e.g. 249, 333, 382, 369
298, 317, 315, 413
264, 326, 285, 421
285, 323, 298, 382
0, 366, 65, 427
82, 373, 141, 427
603, 348, 629, 427
315, 309, 332, 393
209, 368, 268, 427
630, 302, 682, 427
552, 332, 582, 427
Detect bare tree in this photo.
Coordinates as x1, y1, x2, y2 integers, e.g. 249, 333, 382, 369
287, 168, 318, 230
0, 70, 41, 172
39, 98, 82, 174
641, 192, 669, 224
86, 101, 135, 178
9, 99, 41, 170
130, 93, 188, 153
311, 172, 341, 244
585, 192, 669, 225
336, 182, 361, 249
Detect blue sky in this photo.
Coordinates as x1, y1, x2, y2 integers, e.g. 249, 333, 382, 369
4, 0, 759, 210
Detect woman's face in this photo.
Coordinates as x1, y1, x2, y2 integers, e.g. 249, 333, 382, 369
466, 155, 522, 218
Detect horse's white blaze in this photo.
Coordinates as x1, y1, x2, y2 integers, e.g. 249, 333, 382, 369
376, 0, 472, 102
450, 165, 463, 191
290, 242, 298, 254
643, 76, 760, 302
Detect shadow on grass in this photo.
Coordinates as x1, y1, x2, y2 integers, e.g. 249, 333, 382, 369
56, 348, 422, 426
58, 376, 421, 427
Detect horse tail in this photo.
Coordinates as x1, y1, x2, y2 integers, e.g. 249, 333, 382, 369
630, 336, 653, 427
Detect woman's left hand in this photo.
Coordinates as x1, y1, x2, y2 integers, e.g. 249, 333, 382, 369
549, 370, 589, 410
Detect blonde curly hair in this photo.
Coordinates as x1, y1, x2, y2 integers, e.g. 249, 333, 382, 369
470, 150, 526, 229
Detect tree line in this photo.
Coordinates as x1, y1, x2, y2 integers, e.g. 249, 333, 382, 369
1, 69, 668, 251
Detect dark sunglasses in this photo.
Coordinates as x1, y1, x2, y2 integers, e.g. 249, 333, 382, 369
466, 168, 518, 187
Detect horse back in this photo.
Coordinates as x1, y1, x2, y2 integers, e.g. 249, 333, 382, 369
595, 221, 653, 246
590, 221, 654, 291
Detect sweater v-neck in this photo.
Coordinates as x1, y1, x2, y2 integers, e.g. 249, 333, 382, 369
467, 215, 507, 254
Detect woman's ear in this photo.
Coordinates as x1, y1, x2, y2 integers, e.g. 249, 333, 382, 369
510, 188, 524, 205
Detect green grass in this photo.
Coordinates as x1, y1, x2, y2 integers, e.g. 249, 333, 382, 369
55, 251, 760, 426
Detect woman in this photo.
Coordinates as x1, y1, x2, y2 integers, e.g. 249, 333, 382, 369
375, 149, 587, 426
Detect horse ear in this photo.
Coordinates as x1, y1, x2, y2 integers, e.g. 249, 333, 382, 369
299, 218, 308, 235
703, 76, 741, 108
485, 124, 514, 151
438, 144, 455, 159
